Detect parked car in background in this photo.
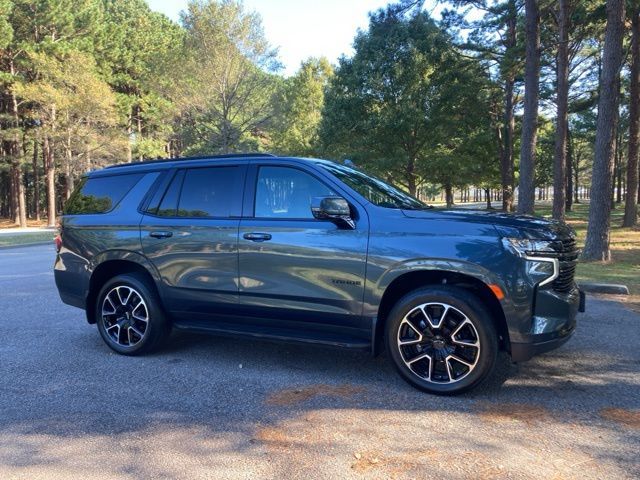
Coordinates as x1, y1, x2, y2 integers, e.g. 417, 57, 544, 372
54, 154, 584, 394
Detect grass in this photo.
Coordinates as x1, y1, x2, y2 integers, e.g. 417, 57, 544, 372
0, 231, 55, 247
534, 203, 640, 306
0, 218, 50, 229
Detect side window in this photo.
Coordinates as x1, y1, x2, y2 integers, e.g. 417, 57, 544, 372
255, 166, 335, 219
64, 173, 143, 214
175, 167, 241, 218
156, 170, 185, 217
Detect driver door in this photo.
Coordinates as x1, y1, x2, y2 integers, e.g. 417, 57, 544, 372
237, 163, 370, 332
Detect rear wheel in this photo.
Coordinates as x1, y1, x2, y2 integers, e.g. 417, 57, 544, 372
96, 273, 170, 355
386, 286, 497, 395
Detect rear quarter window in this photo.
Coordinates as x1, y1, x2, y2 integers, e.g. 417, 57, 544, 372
64, 173, 144, 215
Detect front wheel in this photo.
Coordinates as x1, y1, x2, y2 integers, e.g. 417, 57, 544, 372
96, 273, 170, 355
386, 286, 498, 395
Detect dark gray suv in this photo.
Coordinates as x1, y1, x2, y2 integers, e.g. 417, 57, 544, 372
54, 153, 584, 394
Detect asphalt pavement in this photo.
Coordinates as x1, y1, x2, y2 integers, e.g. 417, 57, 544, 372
0, 244, 638, 480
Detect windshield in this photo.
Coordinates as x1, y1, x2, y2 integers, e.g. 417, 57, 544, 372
319, 162, 430, 210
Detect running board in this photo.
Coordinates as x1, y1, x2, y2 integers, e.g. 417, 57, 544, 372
172, 320, 371, 350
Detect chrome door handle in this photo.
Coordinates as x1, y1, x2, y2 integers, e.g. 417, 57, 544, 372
243, 232, 272, 242
149, 231, 173, 239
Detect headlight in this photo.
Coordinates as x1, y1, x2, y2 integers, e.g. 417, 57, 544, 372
501, 238, 558, 257
502, 238, 559, 287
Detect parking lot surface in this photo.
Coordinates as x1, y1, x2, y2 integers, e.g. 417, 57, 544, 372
1, 244, 639, 479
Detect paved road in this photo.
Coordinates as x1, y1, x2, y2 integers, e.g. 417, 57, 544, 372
1, 245, 638, 480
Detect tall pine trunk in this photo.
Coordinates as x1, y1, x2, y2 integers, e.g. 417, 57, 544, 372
445, 184, 454, 208
566, 126, 573, 211
33, 140, 40, 221
583, 0, 625, 261
518, 0, 540, 215
553, 0, 570, 220
9, 58, 27, 228
501, 2, 517, 213
624, 6, 640, 227
44, 136, 56, 228
64, 129, 74, 200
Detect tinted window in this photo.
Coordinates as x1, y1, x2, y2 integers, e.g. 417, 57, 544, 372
319, 162, 429, 210
155, 170, 185, 217
64, 174, 143, 214
255, 166, 335, 218
176, 167, 241, 218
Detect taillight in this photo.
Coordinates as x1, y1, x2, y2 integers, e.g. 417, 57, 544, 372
54, 234, 62, 252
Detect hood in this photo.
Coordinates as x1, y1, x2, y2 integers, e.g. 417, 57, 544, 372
401, 208, 575, 240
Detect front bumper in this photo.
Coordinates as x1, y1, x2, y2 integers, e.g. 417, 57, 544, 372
510, 287, 585, 362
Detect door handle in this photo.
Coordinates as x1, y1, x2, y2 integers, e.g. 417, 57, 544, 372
243, 232, 272, 242
149, 231, 173, 239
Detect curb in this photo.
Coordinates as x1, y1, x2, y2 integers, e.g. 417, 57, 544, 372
578, 283, 630, 295
0, 241, 54, 250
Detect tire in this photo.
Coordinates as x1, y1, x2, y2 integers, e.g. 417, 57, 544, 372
95, 273, 171, 355
385, 285, 497, 395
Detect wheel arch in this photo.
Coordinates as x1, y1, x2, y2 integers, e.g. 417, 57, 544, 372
86, 251, 163, 324
372, 269, 510, 356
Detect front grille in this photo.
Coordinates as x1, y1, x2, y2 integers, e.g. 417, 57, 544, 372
551, 238, 579, 293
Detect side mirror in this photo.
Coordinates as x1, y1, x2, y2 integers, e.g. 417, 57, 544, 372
311, 196, 355, 229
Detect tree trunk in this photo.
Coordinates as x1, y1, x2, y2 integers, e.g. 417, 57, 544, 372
44, 136, 56, 228
566, 126, 573, 211
126, 111, 133, 163
445, 184, 454, 208
574, 150, 581, 204
501, 0, 517, 213
85, 142, 92, 173
33, 140, 40, 221
64, 130, 74, 200
16, 162, 27, 227
518, 0, 540, 215
8, 59, 27, 228
406, 157, 417, 196
583, 0, 625, 261
553, 0, 570, 220
9, 162, 18, 225
624, 6, 640, 226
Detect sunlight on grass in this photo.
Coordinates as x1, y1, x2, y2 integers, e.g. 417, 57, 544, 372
536, 203, 640, 295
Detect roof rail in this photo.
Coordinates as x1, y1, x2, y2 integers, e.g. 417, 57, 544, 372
105, 152, 277, 169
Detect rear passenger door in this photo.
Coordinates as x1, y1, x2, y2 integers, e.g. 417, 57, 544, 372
140, 163, 246, 318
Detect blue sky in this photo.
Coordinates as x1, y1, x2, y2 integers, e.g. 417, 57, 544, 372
147, 0, 443, 75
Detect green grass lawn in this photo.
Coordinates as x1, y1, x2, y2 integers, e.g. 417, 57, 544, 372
0, 232, 55, 247
535, 203, 640, 296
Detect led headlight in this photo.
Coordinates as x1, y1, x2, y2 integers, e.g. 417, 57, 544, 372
502, 238, 559, 287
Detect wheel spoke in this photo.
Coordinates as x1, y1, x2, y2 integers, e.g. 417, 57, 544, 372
106, 324, 119, 335
398, 317, 423, 346
424, 304, 449, 329
117, 287, 132, 307
132, 303, 148, 322
450, 319, 480, 348
447, 354, 474, 368
407, 353, 432, 381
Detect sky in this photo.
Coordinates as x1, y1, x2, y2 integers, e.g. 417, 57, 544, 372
147, 0, 444, 76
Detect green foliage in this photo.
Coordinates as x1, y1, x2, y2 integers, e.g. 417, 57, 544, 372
320, 7, 497, 193
271, 57, 333, 156
174, 0, 280, 155
0, 0, 13, 49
